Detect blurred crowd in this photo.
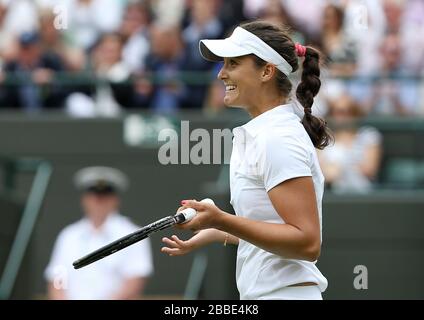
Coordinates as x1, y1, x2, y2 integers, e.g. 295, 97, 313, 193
0, 0, 422, 117
0, 0, 235, 116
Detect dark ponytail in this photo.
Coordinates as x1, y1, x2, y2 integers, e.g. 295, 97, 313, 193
240, 21, 333, 150
296, 47, 332, 150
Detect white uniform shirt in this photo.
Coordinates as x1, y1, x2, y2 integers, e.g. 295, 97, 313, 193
230, 103, 328, 300
44, 212, 153, 300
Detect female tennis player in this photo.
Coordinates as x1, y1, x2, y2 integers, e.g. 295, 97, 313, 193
161, 21, 332, 300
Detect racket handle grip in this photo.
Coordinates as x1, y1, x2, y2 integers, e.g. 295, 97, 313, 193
178, 198, 215, 223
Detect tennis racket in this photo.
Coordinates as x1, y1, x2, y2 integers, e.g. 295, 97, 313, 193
72, 198, 214, 269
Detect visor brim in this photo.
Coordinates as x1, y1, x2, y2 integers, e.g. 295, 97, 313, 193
199, 39, 252, 62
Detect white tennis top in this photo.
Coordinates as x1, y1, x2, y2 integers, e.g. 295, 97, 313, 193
230, 103, 328, 299
44, 212, 153, 299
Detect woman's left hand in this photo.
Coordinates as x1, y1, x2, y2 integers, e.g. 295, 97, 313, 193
177, 199, 224, 231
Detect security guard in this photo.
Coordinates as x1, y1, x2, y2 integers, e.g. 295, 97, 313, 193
44, 166, 153, 300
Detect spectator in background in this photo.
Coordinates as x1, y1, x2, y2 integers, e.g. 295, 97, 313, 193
0, 31, 67, 111
242, 0, 266, 19
182, 0, 224, 109
0, 0, 40, 36
363, 32, 420, 116
217, 0, 245, 31
346, 0, 423, 76
257, 0, 286, 25
257, 0, 304, 44
65, 33, 134, 117
45, 166, 153, 300
343, 0, 386, 77
401, 0, 424, 114
319, 94, 382, 193
397, 0, 424, 73
243, 0, 325, 44
320, 4, 357, 77
202, 76, 246, 119
150, 0, 185, 27
39, 10, 86, 72
119, 0, 151, 74
202, 78, 225, 117
0, 3, 18, 66
202, 63, 226, 117
276, 0, 327, 44
383, 0, 403, 34
135, 22, 187, 113
63, 0, 125, 50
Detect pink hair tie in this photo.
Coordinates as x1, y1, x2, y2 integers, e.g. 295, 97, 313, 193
295, 43, 306, 57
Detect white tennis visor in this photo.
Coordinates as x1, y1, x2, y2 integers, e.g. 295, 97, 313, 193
199, 26, 293, 76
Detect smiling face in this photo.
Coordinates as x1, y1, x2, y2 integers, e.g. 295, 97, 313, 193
217, 55, 266, 109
